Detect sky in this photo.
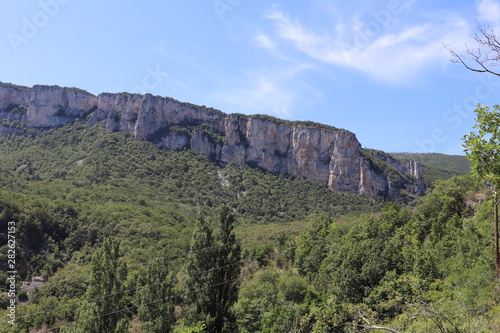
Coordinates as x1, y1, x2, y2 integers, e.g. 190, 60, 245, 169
1, 0, 500, 155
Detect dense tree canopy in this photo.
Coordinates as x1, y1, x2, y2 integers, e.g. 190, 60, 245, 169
463, 104, 500, 279
0, 122, 498, 332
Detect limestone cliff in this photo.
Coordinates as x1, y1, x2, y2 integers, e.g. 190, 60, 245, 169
0, 82, 425, 200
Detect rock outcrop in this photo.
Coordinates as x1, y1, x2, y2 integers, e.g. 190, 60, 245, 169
0, 82, 425, 200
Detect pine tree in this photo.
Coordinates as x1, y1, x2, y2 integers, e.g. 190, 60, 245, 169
76, 238, 128, 332
136, 250, 175, 333
183, 207, 241, 332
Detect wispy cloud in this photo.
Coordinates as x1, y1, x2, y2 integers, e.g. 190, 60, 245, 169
209, 65, 319, 117
254, 33, 276, 52
478, 0, 500, 23
261, 5, 471, 84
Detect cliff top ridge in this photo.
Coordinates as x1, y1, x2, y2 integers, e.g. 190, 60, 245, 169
0, 81, 351, 133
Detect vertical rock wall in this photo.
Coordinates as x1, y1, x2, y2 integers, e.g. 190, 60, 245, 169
0, 82, 425, 199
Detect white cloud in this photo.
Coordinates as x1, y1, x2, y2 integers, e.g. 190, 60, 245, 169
209, 65, 319, 117
262, 7, 471, 84
478, 0, 500, 22
221, 70, 294, 117
254, 33, 275, 51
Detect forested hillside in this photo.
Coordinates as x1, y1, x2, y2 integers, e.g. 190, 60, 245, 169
0, 123, 498, 332
390, 153, 471, 188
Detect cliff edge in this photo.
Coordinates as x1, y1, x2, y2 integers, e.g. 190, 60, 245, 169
0, 82, 425, 201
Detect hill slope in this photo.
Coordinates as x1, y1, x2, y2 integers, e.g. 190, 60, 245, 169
0, 91, 495, 333
390, 153, 471, 187
0, 122, 382, 277
0, 82, 425, 200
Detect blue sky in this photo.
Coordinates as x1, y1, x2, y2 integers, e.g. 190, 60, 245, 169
1, 0, 500, 155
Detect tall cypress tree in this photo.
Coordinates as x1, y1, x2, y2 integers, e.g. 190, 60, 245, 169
136, 250, 175, 332
183, 208, 242, 333
76, 238, 128, 332
183, 213, 218, 328
214, 206, 241, 332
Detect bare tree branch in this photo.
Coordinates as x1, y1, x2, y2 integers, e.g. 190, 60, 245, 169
445, 23, 500, 77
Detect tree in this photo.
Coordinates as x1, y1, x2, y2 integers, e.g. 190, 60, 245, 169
183, 207, 241, 332
136, 249, 175, 333
462, 104, 500, 279
235, 270, 280, 332
183, 213, 218, 328
294, 215, 332, 276
448, 22, 500, 280
213, 206, 242, 332
446, 24, 500, 77
76, 238, 128, 332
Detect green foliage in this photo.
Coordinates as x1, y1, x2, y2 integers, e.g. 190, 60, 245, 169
0, 122, 384, 331
235, 270, 279, 332
278, 273, 308, 303
294, 215, 333, 276
391, 153, 471, 187
0, 122, 380, 227
76, 239, 128, 333
250, 243, 274, 266
0, 119, 25, 129
222, 162, 382, 223
463, 104, 500, 189
319, 215, 407, 302
462, 103, 500, 281
169, 123, 226, 144
412, 176, 483, 243
182, 214, 218, 326
1, 120, 498, 331
136, 250, 175, 333
306, 296, 356, 333
290, 175, 499, 331
1, 82, 32, 91
174, 321, 207, 333
182, 208, 241, 333
361, 149, 415, 190
213, 207, 241, 332
11, 105, 28, 115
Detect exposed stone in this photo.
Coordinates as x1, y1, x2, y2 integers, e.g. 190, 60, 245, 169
0, 82, 426, 200
373, 152, 426, 195
0, 82, 31, 123
25, 85, 98, 127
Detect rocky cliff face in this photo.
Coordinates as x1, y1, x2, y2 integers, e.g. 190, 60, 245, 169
0, 82, 425, 200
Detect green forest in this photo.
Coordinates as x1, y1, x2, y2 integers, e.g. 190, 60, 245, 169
0, 119, 499, 332
390, 153, 471, 188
